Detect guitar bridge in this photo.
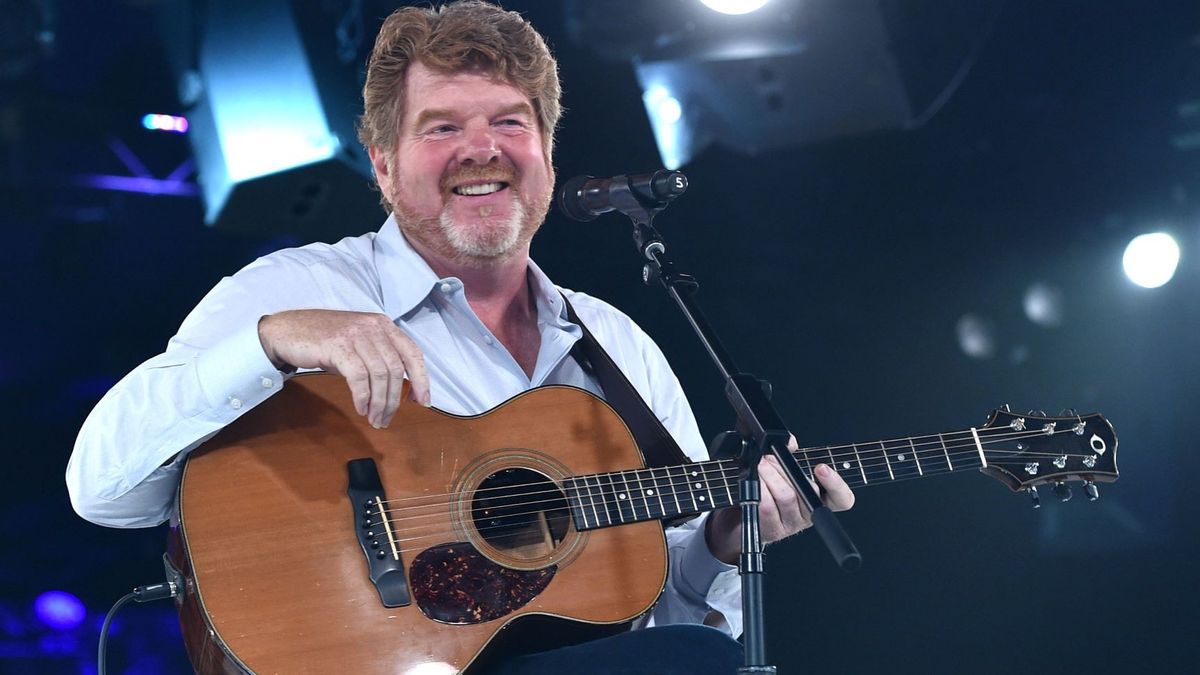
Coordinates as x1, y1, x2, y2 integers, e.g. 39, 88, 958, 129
347, 458, 411, 608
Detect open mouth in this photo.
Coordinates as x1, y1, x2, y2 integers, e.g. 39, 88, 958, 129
452, 182, 509, 197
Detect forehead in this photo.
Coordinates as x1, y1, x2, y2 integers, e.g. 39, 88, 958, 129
401, 62, 534, 125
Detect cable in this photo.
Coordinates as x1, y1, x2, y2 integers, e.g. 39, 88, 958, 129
97, 581, 178, 675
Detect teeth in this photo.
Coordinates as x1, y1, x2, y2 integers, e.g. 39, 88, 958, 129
455, 182, 504, 196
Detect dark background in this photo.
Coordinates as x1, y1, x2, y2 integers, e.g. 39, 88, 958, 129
2, 0, 1197, 672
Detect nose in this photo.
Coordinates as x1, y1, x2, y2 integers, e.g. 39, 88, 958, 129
456, 123, 500, 165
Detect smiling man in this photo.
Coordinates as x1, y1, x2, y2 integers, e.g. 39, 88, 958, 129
67, 2, 852, 673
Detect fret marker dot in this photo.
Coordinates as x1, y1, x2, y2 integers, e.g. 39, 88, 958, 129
842, 461, 851, 470
699, 495, 706, 501
646, 489, 654, 495
691, 471, 698, 477
898, 454, 906, 461
694, 483, 702, 489
619, 494, 627, 500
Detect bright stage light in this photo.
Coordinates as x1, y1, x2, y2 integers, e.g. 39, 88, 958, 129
699, 0, 771, 15
1122, 232, 1180, 288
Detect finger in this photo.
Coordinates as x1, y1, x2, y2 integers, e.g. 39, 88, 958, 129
352, 340, 391, 428
757, 458, 808, 539
814, 463, 856, 512
378, 342, 410, 428
330, 344, 370, 418
384, 325, 430, 406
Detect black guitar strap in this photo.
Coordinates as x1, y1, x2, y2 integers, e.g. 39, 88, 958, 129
561, 294, 694, 469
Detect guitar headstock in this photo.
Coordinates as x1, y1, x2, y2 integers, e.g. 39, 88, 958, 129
977, 407, 1118, 504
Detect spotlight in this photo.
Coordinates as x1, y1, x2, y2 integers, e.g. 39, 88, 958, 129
1122, 232, 1180, 288
33, 591, 86, 631
699, 0, 772, 15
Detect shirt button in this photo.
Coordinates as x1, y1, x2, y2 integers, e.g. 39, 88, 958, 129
261, 377, 274, 389
483, 335, 494, 345
230, 398, 243, 410
439, 282, 453, 294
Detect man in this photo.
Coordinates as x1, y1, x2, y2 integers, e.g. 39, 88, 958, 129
67, 2, 853, 672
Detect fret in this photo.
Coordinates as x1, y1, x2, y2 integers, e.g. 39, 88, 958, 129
587, 474, 613, 527
625, 470, 651, 521
719, 462, 735, 508
631, 468, 661, 520
857, 443, 890, 485
851, 444, 869, 485
879, 442, 895, 481
885, 440, 922, 482
679, 465, 700, 514
662, 466, 683, 518
624, 470, 643, 523
700, 465, 716, 510
938, 433, 954, 472
645, 467, 668, 519
563, 478, 590, 530
909, 438, 924, 476
797, 447, 815, 477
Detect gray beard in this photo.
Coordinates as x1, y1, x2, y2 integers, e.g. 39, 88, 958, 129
437, 198, 527, 260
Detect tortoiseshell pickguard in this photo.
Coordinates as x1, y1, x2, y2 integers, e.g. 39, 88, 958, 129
410, 543, 556, 624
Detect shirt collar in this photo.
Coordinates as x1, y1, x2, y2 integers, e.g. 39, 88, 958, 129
374, 215, 443, 320
372, 215, 574, 330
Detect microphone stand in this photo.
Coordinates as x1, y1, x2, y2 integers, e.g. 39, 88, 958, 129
605, 183, 861, 673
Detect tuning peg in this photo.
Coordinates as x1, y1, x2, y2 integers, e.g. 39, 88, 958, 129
1000, 403, 1011, 412
1059, 408, 1077, 417
1053, 481, 1072, 502
1027, 486, 1041, 509
1027, 409, 1046, 417
1084, 481, 1100, 501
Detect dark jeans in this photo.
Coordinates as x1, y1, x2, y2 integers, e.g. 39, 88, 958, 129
489, 624, 744, 675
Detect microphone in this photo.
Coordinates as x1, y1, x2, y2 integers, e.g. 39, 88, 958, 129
557, 170, 688, 222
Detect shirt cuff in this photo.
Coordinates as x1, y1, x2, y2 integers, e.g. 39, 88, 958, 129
194, 321, 287, 417
678, 513, 742, 634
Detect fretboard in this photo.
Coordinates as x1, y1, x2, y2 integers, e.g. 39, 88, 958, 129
562, 428, 989, 531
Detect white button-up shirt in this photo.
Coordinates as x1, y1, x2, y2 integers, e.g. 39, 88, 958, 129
67, 216, 741, 635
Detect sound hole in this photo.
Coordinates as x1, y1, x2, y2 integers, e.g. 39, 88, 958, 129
473, 468, 571, 561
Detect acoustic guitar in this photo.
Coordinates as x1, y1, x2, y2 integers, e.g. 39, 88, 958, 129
167, 373, 1118, 673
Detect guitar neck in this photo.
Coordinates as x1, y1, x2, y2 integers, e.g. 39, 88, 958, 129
562, 428, 989, 531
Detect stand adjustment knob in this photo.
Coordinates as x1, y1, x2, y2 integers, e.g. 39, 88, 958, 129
1053, 481, 1072, 502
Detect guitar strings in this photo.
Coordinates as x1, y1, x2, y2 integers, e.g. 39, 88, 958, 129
373, 424, 1098, 513
376, 449, 1071, 557
352, 428, 1104, 552
373, 432, 1097, 524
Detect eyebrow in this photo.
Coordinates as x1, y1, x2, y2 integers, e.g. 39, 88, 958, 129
413, 102, 536, 130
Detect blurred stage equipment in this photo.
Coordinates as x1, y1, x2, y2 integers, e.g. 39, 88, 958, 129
160, 0, 389, 238
566, 0, 1000, 168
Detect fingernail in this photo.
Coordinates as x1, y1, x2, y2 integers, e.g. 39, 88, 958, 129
422, 391, 432, 407
816, 464, 829, 477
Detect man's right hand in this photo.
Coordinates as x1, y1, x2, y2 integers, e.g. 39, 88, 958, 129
257, 309, 430, 428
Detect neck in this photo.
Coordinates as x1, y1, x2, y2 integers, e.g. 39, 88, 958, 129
402, 231, 540, 375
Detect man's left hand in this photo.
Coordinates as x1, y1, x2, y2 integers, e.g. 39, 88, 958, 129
705, 449, 855, 565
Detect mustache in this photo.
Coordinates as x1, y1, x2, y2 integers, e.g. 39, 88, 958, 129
440, 165, 519, 195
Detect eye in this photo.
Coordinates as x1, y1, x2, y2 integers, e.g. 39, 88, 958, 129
495, 118, 527, 129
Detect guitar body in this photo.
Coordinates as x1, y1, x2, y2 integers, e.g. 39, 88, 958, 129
170, 374, 668, 674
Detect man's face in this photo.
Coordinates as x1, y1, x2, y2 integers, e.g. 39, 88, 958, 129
375, 62, 554, 266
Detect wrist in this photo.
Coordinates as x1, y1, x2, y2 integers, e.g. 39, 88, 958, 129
705, 508, 740, 565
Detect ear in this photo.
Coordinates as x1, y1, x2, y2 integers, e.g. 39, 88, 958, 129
368, 146, 390, 181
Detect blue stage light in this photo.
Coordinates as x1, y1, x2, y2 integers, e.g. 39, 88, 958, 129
33, 591, 86, 631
